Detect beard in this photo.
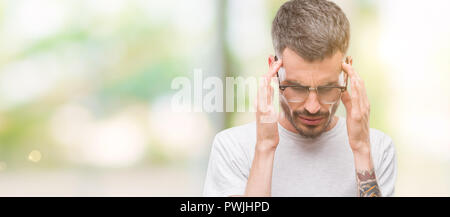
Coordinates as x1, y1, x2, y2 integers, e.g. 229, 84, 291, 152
280, 99, 339, 139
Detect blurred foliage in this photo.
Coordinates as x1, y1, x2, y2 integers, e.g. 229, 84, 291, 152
0, 1, 187, 169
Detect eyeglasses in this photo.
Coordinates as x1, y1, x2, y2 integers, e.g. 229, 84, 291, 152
278, 81, 347, 104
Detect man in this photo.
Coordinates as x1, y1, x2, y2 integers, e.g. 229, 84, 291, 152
203, 0, 397, 197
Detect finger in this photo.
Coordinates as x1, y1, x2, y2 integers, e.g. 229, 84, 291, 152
257, 78, 267, 113
343, 61, 364, 88
263, 60, 282, 105
341, 90, 352, 112
350, 75, 362, 115
347, 61, 369, 111
344, 62, 369, 112
267, 80, 273, 106
257, 77, 277, 123
346, 56, 353, 65
342, 62, 356, 80
344, 62, 367, 113
353, 78, 370, 123
342, 61, 363, 98
358, 78, 370, 112
257, 77, 272, 113
267, 58, 283, 80
355, 80, 367, 118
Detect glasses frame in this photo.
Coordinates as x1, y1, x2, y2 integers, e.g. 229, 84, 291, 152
275, 55, 350, 104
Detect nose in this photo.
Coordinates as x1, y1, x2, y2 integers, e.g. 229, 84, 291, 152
304, 91, 321, 114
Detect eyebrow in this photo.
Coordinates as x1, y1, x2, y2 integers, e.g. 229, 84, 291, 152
284, 80, 304, 86
321, 81, 340, 86
283, 80, 340, 87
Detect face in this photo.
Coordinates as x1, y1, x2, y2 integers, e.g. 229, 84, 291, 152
277, 48, 344, 138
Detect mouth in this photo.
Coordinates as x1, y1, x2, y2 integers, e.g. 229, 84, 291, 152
298, 116, 325, 126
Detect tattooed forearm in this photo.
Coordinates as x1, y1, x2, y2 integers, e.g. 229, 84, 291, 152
356, 169, 381, 197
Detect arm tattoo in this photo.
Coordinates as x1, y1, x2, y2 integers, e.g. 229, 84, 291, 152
356, 169, 381, 197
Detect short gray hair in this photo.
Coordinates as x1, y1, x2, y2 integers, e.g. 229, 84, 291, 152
271, 0, 350, 62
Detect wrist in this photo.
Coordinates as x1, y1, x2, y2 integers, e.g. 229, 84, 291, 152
351, 142, 371, 156
352, 144, 373, 170
255, 141, 277, 153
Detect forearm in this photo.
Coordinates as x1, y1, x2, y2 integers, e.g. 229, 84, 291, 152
353, 146, 382, 197
244, 146, 276, 197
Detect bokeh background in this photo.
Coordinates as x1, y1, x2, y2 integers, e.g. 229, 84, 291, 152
0, 0, 449, 196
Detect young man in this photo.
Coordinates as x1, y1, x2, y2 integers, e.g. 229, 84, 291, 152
203, 0, 397, 197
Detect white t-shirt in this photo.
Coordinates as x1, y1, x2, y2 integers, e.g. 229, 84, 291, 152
203, 116, 397, 197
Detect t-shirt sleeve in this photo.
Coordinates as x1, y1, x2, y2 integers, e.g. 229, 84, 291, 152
373, 133, 398, 197
202, 131, 250, 197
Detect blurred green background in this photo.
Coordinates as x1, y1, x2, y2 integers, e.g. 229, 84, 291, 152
0, 0, 449, 196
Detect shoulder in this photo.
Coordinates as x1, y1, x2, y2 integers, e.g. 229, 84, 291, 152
369, 128, 396, 164
369, 128, 395, 150
212, 122, 256, 158
214, 122, 256, 144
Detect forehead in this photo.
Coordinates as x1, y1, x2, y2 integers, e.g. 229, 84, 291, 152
281, 48, 343, 85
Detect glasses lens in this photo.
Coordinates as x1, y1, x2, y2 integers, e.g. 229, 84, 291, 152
283, 86, 309, 102
318, 87, 341, 104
